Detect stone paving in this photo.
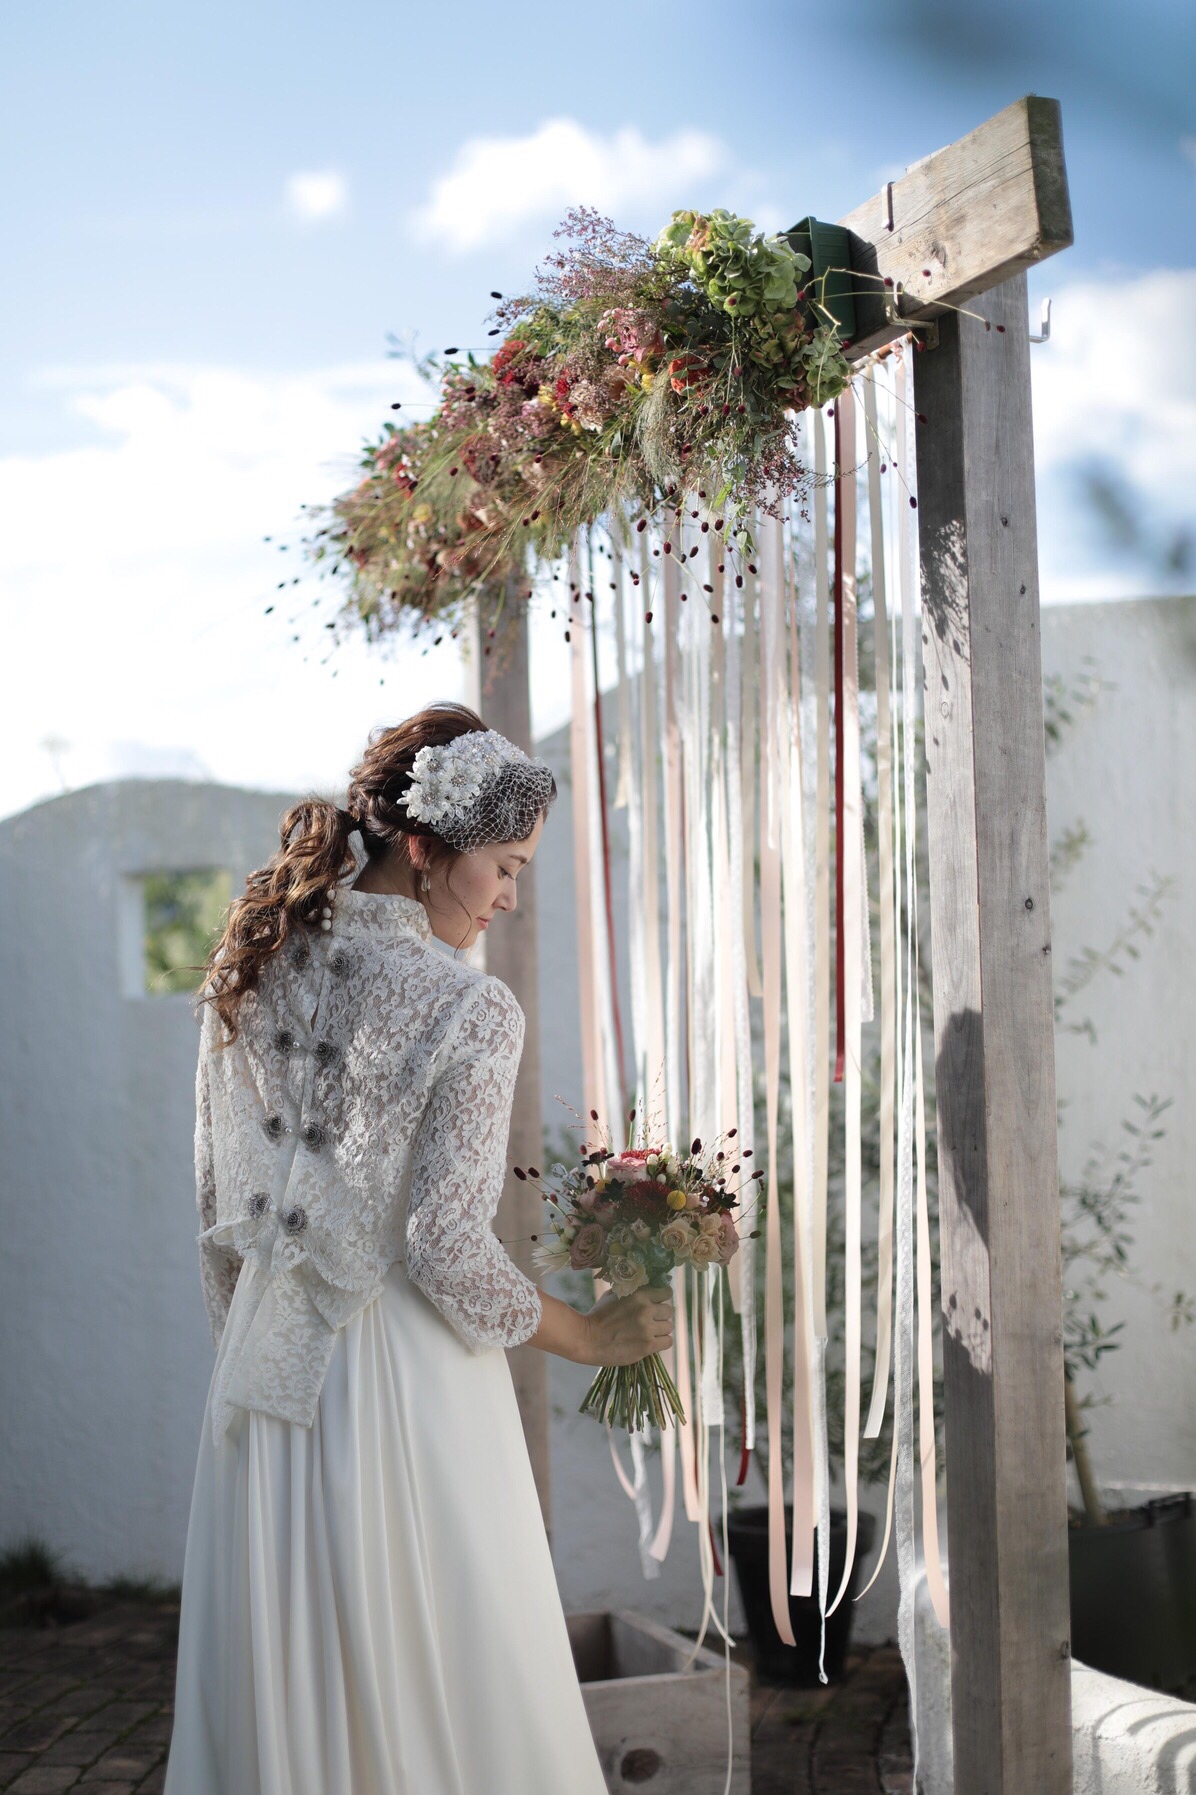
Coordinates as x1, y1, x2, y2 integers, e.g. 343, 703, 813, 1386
0, 1599, 913, 1793
746, 1641, 914, 1794
0, 1601, 176, 1795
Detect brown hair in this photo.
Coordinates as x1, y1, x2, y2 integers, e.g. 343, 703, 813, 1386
200, 702, 555, 1041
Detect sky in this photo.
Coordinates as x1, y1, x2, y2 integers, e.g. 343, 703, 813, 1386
1, 0, 1193, 821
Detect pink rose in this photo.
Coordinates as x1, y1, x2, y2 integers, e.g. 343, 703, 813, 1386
569, 1222, 607, 1271
607, 1253, 648, 1297
689, 1231, 720, 1268
606, 1150, 653, 1184
577, 1186, 619, 1224
714, 1213, 739, 1264
659, 1217, 696, 1260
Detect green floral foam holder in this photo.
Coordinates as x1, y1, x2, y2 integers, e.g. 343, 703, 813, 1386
785, 217, 857, 344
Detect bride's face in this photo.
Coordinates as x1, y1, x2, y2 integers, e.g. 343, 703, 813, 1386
423, 811, 545, 949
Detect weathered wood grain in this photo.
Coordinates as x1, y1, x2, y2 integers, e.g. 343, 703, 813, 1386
566, 1610, 752, 1795
913, 273, 1073, 1793
464, 596, 552, 1531
837, 96, 1073, 356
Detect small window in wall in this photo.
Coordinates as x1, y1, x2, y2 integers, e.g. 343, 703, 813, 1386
120, 869, 231, 997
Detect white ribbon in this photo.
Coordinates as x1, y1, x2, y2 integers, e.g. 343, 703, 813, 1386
758, 515, 797, 1649
568, 541, 603, 1128
828, 391, 864, 1619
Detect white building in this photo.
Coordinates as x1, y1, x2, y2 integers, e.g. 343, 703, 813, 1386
1, 596, 1191, 1642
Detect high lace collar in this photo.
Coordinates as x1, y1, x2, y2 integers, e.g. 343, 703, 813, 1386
331, 828, 434, 947
333, 887, 434, 945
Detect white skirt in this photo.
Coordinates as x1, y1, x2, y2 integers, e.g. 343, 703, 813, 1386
165, 1258, 608, 1795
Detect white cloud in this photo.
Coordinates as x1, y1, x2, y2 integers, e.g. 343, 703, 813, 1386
0, 359, 471, 823
285, 170, 348, 223
412, 119, 727, 253
1030, 268, 1196, 602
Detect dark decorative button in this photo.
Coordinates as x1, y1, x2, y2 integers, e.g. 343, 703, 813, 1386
274, 1028, 296, 1054
313, 1039, 339, 1069
301, 1120, 328, 1151
282, 1205, 307, 1235
328, 949, 350, 977
262, 1114, 284, 1143
291, 941, 311, 970
248, 1192, 269, 1219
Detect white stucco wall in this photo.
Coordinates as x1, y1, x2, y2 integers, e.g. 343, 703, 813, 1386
913, 1556, 1196, 1795
0, 780, 300, 1580
1041, 597, 1196, 1495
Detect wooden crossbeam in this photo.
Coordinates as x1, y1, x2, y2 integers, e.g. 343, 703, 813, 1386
837, 95, 1073, 356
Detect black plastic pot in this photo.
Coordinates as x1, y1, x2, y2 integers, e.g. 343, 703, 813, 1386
1068, 1492, 1196, 1695
784, 217, 857, 340
727, 1505, 877, 1683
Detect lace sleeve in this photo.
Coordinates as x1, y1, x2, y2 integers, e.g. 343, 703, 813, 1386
195, 1008, 241, 1348
405, 976, 543, 1352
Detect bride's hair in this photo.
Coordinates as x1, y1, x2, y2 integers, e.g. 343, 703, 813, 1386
200, 702, 555, 1041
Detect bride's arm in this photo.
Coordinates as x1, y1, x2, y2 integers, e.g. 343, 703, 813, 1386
404, 977, 544, 1350
404, 976, 672, 1365
527, 1284, 674, 1366
194, 1007, 241, 1347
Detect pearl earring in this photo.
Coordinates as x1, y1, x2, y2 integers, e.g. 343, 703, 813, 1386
421, 872, 430, 895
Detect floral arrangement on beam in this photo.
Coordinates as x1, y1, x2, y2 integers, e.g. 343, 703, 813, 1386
306, 208, 855, 637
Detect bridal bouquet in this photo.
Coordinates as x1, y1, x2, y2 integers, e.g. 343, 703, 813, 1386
517, 1124, 763, 1433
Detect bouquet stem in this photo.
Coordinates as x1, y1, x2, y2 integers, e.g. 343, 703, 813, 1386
579, 1353, 687, 1433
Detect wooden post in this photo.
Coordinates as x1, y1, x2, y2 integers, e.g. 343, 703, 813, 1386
463, 591, 552, 1532
913, 273, 1072, 1793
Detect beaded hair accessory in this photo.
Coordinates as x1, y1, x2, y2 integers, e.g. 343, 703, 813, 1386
398, 728, 554, 852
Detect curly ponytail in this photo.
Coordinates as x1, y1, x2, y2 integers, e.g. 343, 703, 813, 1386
201, 702, 511, 1041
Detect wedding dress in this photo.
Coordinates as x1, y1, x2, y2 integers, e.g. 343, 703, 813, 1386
164, 841, 607, 1795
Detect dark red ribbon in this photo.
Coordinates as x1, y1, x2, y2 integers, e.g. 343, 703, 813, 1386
833, 399, 846, 1086
737, 1371, 752, 1486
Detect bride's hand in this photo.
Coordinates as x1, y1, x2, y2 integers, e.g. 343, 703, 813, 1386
582, 1285, 674, 1368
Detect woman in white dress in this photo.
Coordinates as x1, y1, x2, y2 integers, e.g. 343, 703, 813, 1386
164, 703, 673, 1795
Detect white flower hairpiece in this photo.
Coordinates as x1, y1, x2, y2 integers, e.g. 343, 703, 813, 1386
399, 728, 554, 851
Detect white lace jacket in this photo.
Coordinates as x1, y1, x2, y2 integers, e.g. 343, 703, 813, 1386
194, 840, 543, 1443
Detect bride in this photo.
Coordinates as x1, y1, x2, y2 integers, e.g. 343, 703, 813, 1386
164, 702, 674, 1795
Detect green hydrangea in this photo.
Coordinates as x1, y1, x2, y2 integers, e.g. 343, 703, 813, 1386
656, 208, 811, 320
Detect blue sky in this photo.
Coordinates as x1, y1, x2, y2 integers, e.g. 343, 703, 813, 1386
2, 0, 1193, 817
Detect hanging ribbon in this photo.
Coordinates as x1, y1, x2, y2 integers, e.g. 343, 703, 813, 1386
585, 533, 624, 1129
864, 369, 899, 1442
827, 392, 865, 1619
722, 551, 758, 1474
771, 510, 816, 1600
808, 412, 834, 1675
833, 417, 847, 1089
758, 522, 797, 1649
569, 541, 603, 1128
637, 532, 679, 1568
897, 399, 950, 1631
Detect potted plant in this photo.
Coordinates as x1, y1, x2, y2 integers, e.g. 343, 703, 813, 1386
1059, 1091, 1196, 1693
1042, 665, 1195, 1695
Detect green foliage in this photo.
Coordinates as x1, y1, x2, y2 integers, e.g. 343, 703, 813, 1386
1053, 871, 1176, 1039
0, 1536, 62, 1596
656, 209, 808, 317
143, 868, 231, 996
1060, 1093, 1189, 1391
101, 1575, 182, 1605
308, 206, 852, 641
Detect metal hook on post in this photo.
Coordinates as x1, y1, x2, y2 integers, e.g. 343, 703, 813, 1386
1029, 297, 1051, 344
